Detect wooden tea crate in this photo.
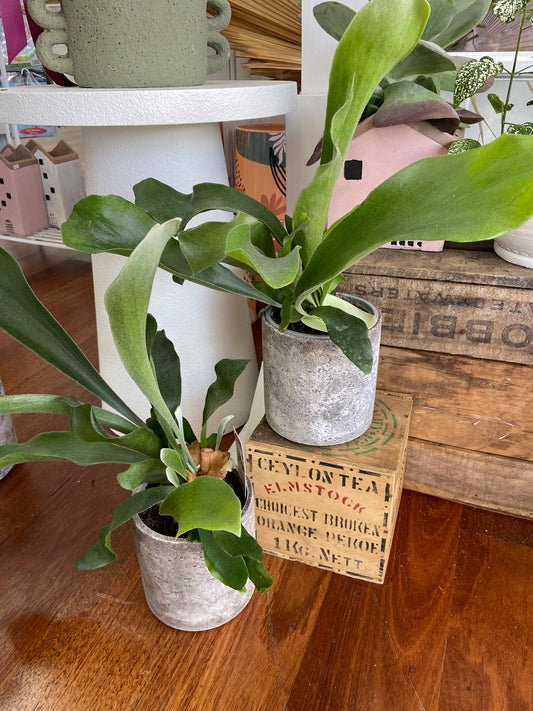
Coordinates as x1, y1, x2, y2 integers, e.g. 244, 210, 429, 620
245, 392, 413, 584
339, 248, 533, 365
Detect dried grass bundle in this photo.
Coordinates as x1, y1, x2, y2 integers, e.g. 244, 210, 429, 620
223, 0, 301, 83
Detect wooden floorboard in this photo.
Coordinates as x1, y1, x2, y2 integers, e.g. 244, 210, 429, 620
439, 526, 533, 711
0, 242, 532, 710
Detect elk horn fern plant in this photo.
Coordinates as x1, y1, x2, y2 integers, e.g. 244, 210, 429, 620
0, 220, 272, 594
63, 0, 533, 374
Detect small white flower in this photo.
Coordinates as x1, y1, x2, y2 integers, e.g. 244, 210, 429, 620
493, 0, 529, 23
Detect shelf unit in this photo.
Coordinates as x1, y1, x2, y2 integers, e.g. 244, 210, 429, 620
0, 227, 68, 249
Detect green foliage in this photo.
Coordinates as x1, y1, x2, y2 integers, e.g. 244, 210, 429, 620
200, 525, 274, 593
104, 219, 183, 441
453, 56, 503, 108
428, 0, 491, 48
160, 476, 242, 537
145, 316, 182, 417
310, 305, 374, 374
77, 486, 174, 569
179, 212, 300, 288
202, 359, 250, 432
199, 529, 249, 592
313, 0, 490, 130
60, 0, 533, 377
63, 192, 279, 306
507, 121, 533, 134
292, 0, 430, 270
447, 137, 482, 153
0, 431, 150, 468
492, 0, 529, 23
116, 460, 168, 491
0, 248, 143, 428
371, 80, 459, 127
0, 222, 271, 592
213, 526, 273, 592
488, 92, 509, 114
313, 0, 355, 41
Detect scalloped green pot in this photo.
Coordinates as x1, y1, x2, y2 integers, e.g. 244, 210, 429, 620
28, 0, 231, 88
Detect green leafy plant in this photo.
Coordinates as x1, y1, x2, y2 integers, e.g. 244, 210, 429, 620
62, 0, 533, 374
451, 0, 533, 149
0, 220, 272, 594
313, 0, 491, 131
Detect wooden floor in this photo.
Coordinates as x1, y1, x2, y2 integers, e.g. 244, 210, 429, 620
0, 241, 532, 711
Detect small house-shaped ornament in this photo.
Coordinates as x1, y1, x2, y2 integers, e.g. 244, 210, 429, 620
26, 140, 85, 228
0, 144, 49, 238
328, 118, 459, 251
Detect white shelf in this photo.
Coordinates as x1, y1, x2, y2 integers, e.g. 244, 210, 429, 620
0, 81, 297, 126
0, 228, 70, 249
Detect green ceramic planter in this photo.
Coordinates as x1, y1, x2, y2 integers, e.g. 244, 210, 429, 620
28, 0, 231, 88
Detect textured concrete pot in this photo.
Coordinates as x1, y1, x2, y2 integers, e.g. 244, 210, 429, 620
262, 296, 381, 446
132, 474, 255, 631
0, 377, 17, 482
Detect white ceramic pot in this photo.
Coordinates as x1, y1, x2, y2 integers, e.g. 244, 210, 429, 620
132, 473, 255, 631
494, 218, 533, 269
261, 296, 381, 446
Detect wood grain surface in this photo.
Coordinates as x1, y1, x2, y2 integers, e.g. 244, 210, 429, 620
340, 249, 533, 365
0, 241, 532, 711
376, 346, 533, 518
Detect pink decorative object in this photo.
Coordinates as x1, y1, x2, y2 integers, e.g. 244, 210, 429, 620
328, 118, 459, 251
0, 144, 49, 237
26, 139, 85, 227
0, 0, 27, 63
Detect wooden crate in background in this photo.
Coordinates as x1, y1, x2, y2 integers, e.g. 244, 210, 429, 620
339, 248, 533, 520
246, 392, 412, 584
339, 248, 532, 365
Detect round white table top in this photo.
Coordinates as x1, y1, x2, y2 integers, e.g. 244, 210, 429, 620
0, 80, 298, 126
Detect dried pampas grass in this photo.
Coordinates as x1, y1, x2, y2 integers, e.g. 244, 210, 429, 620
223, 0, 301, 83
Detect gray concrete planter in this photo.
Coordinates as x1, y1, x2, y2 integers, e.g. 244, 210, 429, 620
262, 295, 381, 446
0, 377, 17, 482
132, 473, 255, 631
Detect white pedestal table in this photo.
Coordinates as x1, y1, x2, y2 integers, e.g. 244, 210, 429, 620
1, 81, 297, 431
